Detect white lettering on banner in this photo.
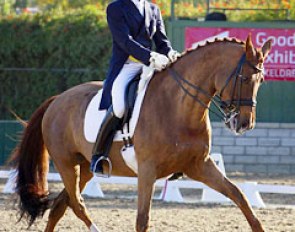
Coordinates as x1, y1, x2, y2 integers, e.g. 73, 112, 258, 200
265, 50, 295, 64
256, 32, 295, 47
256, 32, 295, 79
265, 69, 295, 78
185, 27, 295, 80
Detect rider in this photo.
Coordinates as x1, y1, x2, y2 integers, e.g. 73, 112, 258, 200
90, 0, 180, 175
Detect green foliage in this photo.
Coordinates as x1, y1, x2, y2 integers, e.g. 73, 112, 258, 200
0, 0, 15, 15
0, 6, 112, 119
1, 1, 294, 120
206, 0, 294, 22
157, 0, 295, 21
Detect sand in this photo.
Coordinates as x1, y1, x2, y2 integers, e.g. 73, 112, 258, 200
0, 174, 294, 232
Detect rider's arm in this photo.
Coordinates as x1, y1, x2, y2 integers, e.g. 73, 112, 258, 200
152, 6, 172, 56
107, 3, 151, 65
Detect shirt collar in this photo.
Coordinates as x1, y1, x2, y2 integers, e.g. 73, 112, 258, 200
131, 0, 144, 4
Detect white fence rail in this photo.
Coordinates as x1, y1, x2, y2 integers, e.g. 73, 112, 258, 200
1, 153, 295, 208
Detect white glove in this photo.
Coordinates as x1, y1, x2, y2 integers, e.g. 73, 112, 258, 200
149, 52, 169, 71
168, 50, 181, 63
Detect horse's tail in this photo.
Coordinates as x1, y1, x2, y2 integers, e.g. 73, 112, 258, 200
10, 96, 57, 227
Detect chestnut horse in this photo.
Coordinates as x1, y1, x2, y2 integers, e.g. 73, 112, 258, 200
11, 35, 271, 232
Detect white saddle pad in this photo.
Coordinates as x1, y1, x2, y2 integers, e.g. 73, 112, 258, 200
84, 78, 151, 143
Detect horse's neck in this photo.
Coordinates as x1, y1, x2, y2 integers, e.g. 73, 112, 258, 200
173, 43, 244, 106
165, 47, 220, 123
142, 66, 210, 133
143, 43, 243, 132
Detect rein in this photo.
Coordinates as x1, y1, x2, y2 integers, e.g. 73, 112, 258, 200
167, 53, 263, 123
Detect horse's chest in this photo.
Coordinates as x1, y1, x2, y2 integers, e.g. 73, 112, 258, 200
174, 140, 209, 154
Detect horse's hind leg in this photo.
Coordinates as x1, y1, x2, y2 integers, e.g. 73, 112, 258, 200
185, 156, 264, 232
48, 158, 99, 232
45, 161, 94, 232
45, 189, 69, 232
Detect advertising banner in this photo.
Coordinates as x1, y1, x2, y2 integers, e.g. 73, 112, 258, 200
185, 27, 295, 81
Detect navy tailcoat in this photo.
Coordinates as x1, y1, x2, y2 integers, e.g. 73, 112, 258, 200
99, 0, 172, 109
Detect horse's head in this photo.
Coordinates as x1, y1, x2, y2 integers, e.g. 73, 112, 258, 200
217, 35, 272, 134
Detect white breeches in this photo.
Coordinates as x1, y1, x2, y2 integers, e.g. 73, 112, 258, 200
112, 62, 144, 118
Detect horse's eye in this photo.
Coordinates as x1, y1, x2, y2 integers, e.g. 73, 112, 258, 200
240, 75, 249, 83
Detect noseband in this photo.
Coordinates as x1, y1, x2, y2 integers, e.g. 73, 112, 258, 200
168, 53, 264, 122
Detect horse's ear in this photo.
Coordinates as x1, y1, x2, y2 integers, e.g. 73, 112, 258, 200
245, 34, 256, 60
261, 39, 272, 58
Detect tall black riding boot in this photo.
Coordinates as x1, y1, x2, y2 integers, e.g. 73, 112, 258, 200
90, 106, 121, 175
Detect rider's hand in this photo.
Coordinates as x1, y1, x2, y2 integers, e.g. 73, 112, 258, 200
149, 52, 169, 71
168, 50, 181, 63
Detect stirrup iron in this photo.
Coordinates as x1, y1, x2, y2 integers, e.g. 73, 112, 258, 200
93, 156, 113, 178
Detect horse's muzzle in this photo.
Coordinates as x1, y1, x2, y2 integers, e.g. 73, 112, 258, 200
225, 113, 254, 135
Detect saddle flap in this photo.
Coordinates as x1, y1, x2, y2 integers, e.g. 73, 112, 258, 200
122, 75, 141, 126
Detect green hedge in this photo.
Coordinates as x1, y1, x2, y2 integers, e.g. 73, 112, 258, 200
0, 7, 112, 119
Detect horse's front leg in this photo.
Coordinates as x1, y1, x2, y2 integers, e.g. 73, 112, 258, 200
185, 156, 264, 232
136, 162, 156, 232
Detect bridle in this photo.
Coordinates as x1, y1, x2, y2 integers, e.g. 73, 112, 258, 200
167, 53, 264, 123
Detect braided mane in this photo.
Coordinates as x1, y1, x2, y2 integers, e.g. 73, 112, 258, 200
183, 37, 245, 56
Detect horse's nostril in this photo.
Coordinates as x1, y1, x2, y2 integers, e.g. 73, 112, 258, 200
242, 120, 253, 132
237, 121, 247, 131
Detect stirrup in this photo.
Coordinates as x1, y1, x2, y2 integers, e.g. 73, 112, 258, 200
93, 156, 113, 178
